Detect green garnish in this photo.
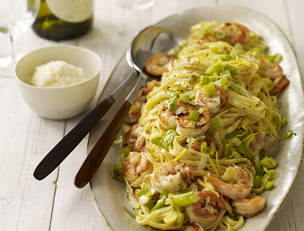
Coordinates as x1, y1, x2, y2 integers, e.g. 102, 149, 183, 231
180, 95, 196, 105
253, 175, 262, 188
113, 161, 124, 182
283, 129, 295, 139
206, 62, 225, 75
189, 110, 200, 121
151, 130, 178, 150
209, 145, 216, 157
201, 141, 208, 152
151, 137, 163, 148
168, 101, 176, 111
168, 96, 177, 112
264, 181, 274, 190
207, 116, 221, 134
200, 76, 210, 85
261, 168, 277, 191
151, 198, 166, 212
259, 156, 278, 169
168, 191, 199, 207
255, 166, 265, 176
224, 143, 241, 159
224, 64, 238, 76
218, 54, 233, 61
203, 84, 217, 97
205, 62, 237, 76
112, 147, 130, 182
238, 143, 254, 160
220, 77, 231, 88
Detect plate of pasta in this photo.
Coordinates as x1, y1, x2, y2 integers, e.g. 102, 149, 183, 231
89, 5, 304, 231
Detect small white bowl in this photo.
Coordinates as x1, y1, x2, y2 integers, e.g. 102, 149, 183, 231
15, 45, 101, 120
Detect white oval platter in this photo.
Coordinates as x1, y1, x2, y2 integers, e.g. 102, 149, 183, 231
88, 5, 304, 231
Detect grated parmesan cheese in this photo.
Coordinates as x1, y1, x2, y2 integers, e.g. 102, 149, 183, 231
31, 60, 88, 87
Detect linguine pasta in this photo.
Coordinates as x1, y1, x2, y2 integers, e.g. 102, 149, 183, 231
113, 21, 289, 231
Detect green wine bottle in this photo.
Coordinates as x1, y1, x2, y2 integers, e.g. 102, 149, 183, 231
32, 0, 93, 40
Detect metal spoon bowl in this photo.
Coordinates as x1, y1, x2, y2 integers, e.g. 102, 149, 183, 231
128, 25, 181, 71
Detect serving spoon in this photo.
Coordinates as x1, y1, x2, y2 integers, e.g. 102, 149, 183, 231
74, 26, 181, 188
33, 26, 180, 181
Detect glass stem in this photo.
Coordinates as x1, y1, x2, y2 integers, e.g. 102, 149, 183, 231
9, 33, 16, 61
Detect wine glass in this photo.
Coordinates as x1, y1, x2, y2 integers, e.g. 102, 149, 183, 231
0, 0, 40, 77
116, 0, 155, 10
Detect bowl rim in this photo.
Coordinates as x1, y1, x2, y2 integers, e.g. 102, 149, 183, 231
14, 44, 102, 90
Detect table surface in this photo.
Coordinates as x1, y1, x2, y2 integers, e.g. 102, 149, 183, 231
1, 0, 303, 230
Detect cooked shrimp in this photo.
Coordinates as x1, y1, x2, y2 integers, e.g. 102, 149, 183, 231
258, 57, 283, 79
158, 102, 211, 137
220, 22, 249, 45
126, 101, 142, 124
186, 190, 224, 230
158, 105, 177, 129
195, 86, 228, 114
196, 92, 221, 115
201, 34, 219, 43
270, 76, 290, 95
134, 80, 161, 103
142, 80, 160, 95
123, 125, 146, 152
127, 80, 160, 124
216, 87, 229, 107
184, 223, 204, 231
188, 138, 204, 152
232, 196, 266, 217
145, 53, 175, 77
207, 166, 253, 200
176, 102, 211, 137
250, 132, 275, 153
123, 152, 152, 183
150, 162, 193, 193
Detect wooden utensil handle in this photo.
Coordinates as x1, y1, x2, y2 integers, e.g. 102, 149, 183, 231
33, 96, 115, 180
74, 100, 132, 188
